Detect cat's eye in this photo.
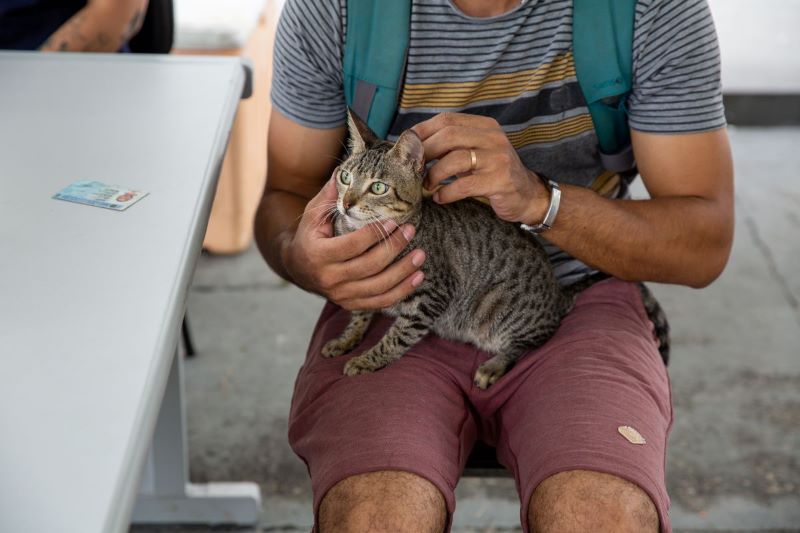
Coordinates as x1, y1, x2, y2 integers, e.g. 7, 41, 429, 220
370, 182, 389, 195
339, 169, 352, 185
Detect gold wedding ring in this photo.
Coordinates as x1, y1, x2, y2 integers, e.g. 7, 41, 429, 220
469, 149, 478, 172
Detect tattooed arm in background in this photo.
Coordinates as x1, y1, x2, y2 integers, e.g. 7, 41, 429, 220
40, 0, 148, 52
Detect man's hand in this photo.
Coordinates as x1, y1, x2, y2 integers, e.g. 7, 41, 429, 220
282, 176, 426, 311
413, 112, 550, 225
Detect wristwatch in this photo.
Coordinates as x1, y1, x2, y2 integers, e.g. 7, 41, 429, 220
520, 178, 561, 234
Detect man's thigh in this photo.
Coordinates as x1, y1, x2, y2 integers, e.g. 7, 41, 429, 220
487, 279, 673, 532
289, 303, 479, 530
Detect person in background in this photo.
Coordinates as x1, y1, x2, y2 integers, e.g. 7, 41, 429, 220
0, 0, 148, 52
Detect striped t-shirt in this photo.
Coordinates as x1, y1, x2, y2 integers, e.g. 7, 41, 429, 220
271, 0, 726, 284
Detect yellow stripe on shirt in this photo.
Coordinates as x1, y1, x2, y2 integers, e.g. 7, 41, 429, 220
399, 53, 576, 109
505, 113, 594, 148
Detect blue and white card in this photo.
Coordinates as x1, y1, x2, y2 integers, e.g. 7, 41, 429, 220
53, 180, 148, 211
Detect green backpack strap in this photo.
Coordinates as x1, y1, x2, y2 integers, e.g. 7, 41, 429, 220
343, 0, 411, 139
573, 0, 637, 173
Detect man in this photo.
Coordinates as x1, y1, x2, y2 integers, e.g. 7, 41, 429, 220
255, 0, 733, 531
0, 0, 147, 52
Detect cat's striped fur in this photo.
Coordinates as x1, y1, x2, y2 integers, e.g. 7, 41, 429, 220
323, 112, 669, 388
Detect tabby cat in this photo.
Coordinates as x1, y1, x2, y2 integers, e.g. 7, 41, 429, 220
322, 111, 669, 388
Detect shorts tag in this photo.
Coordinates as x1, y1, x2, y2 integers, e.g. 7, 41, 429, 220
618, 425, 646, 445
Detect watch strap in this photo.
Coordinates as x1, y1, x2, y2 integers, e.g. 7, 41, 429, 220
520, 179, 561, 234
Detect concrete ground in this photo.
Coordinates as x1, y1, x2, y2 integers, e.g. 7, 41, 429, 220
132, 126, 800, 533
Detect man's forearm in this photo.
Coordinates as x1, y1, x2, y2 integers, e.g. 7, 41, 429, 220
254, 190, 308, 282
40, 2, 146, 52
542, 184, 733, 288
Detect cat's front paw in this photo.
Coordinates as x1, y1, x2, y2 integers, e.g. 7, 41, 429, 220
473, 358, 512, 390
321, 338, 351, 358
343, 355, 383, 376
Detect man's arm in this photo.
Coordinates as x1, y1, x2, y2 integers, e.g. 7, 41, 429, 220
416, 113, 734, 288
254, 110, 345, 281
543, 128, 734, 288
40, 0, 148, 52
254, 110, 426, 309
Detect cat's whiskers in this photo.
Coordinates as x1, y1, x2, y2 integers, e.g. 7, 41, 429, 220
302, 205, 339, 236
365, 213, 395, 254
313, 206, 340, 233
361, 212, 380, 237
296, 201, 339, 225
324, 205, 340, 225
303, 200, 339, 216
359, 211, 381, 241
372, 208, 414, 247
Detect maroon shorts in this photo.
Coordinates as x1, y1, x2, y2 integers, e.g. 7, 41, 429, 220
288, 279, 673, 532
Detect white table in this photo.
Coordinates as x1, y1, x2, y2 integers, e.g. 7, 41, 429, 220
0, 52, 260, 532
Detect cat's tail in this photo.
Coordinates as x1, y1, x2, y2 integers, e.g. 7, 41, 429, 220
560, 271, 610, 302
561, 274, 671, 365
637, 282, 671, 365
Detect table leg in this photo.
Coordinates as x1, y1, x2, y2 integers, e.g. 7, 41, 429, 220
131, 352, 262, 525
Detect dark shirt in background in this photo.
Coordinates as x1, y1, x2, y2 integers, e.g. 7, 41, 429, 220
0, 0, 86, 50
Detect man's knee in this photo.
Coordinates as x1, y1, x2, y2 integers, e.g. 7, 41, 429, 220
319, 470, 447, 533
528, 470, 659, 533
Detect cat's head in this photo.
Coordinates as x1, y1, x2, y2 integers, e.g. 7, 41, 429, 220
335, 109, 425, 229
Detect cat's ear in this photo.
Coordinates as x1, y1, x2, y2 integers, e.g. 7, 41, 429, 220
388, 129, 425, 174
347, 108, 379, 154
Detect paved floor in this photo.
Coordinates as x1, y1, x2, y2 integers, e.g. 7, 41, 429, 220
133, 126, 800, 532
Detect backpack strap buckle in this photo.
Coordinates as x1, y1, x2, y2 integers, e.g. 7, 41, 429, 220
599, 143, 635, 174
352, 81, 377, 124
